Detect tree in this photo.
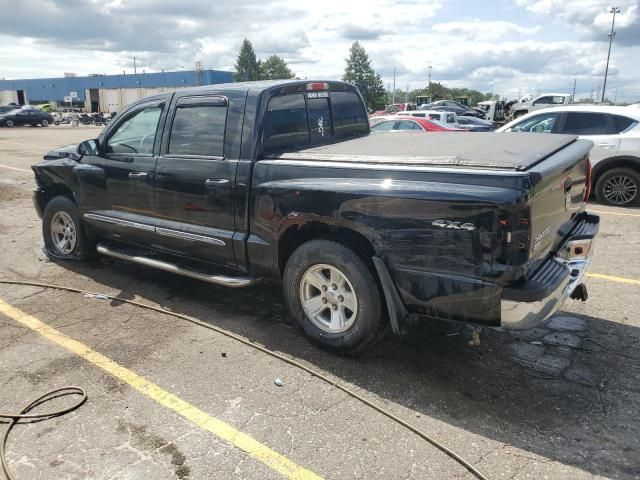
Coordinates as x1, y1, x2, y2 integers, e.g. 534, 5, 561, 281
343, 42, 386, 110
234, 39, 262, 82
261, 55, 295, 80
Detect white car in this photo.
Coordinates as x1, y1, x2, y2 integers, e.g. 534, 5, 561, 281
395, 110, 460, 128
498, 106, 640, 206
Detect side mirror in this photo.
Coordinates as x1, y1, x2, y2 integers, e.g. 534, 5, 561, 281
78, 139, 100, 156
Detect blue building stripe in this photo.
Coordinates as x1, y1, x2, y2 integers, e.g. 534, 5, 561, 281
0, 69, 234, 102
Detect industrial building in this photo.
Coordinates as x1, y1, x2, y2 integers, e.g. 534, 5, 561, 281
0, 69, 234, 113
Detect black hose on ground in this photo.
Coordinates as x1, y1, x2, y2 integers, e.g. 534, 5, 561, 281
0, 387, 87, 480
0, 279, 489, 480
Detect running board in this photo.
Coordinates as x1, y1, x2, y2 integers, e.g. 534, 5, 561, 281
96, 244, 258, 288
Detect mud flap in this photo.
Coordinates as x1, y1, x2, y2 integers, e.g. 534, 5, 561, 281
372, 256, 409, 335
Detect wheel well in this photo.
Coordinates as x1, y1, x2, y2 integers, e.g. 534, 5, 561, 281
43, 184, 75, 207
592, 157, 640, 187
278, 223, 377, 275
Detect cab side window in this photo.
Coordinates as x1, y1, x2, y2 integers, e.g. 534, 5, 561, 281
532, 96, 552, 105
107, 105, 163, 155
168, 98, 227, 157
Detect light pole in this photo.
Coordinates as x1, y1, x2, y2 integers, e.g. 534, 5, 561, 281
428, 65, 432, 87
601, 6, 620, 103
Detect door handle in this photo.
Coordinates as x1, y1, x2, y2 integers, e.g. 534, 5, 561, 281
128, 172, 149, 180
597, 143, 615, 147
205, 178, 230, 188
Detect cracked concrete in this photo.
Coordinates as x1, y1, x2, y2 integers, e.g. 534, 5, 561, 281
1, 127, 640, 479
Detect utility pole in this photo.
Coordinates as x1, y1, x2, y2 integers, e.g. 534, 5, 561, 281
195, 60, 202, 86
602, 6, 620, 103
572, 79, 576, 102
428, 65, 432, 87
392, 67, 396, 105
133, 56, 137, 75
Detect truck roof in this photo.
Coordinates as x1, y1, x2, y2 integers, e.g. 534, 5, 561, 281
272, 132, 579, 171
170, 79, 356, 96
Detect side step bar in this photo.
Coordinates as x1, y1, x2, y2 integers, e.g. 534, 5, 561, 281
96, 244, 258, 288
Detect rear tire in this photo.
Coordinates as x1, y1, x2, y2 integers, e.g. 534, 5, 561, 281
42, 196, 95, 261
41, 119, 49, 127
283, 240, 385, 355
595, 167, 640, 207
5, 119, 14, 127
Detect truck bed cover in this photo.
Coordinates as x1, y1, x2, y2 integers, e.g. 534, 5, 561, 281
270, 132, 579, 171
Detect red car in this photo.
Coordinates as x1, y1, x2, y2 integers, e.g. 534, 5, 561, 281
370, 116, 462, 132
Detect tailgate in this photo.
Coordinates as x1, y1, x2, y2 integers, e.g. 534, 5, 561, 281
527, 138, 593, 262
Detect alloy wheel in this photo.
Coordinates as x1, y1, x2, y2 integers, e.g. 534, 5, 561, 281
50, 211, 77, 255
603, 174, 638, 205
299, 264, 358, 334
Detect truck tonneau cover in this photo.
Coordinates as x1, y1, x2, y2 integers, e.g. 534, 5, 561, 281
272, 132, 579, 171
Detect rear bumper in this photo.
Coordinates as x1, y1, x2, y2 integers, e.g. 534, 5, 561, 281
501, 213, 599, 330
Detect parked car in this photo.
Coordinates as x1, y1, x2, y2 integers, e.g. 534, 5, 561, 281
420, 100, 485, 118
510, 93, 572, 119
498, 105, 640, 206
32, 79, 598, 354
370, 102, 416, 117
477, 100, 506, 123
456, 116, 495, 132
0, 107, 54, 127
397, 110, 461, 128
370, 116, 460, 132
0, 105, 15, 114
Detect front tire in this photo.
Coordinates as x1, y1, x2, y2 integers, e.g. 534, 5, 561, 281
42, 196, 95, 260
595, 167, 640, 206
283, 240, 384, 355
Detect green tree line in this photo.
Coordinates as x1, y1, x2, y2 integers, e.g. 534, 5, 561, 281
234, 39, 296, 81
234, 39, 497, 110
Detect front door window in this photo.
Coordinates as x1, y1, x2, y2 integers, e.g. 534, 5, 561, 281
107, 106, 163, 155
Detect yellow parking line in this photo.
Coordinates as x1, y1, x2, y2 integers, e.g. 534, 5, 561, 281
586, 273, 640, 286
0, 298, 323, 480
589, 209, 640, 217
0, 163, 31, 173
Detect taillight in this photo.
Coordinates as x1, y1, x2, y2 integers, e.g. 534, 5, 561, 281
584, 156, 592, 201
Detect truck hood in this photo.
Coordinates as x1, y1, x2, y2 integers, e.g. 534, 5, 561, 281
269, 132, 579, 171
44, 144, 80, 161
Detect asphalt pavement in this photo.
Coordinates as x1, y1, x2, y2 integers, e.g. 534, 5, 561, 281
0, 126, 638, 480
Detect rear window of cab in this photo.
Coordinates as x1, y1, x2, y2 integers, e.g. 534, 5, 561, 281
263, 91, 368, 154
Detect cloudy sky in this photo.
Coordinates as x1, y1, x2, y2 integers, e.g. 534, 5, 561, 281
0, 0, 639, 101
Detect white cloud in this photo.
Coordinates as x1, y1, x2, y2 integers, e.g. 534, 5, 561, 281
432, 20, 540, 40
0, 0, 638, 101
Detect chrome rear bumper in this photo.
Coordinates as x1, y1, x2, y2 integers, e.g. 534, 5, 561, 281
501, 213, 599, 330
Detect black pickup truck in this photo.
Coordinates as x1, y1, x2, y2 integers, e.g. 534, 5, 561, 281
32, 80, 599, 354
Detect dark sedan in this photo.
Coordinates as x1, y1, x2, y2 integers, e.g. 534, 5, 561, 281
422, 100, 485, 118
457, 116, 495, 132
0, 107, 54, 127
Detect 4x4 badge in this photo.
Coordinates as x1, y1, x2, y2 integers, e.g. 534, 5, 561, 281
432, 219, 475, 231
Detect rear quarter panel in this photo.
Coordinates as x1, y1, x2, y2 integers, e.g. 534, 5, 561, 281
248, 160, 530, 324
